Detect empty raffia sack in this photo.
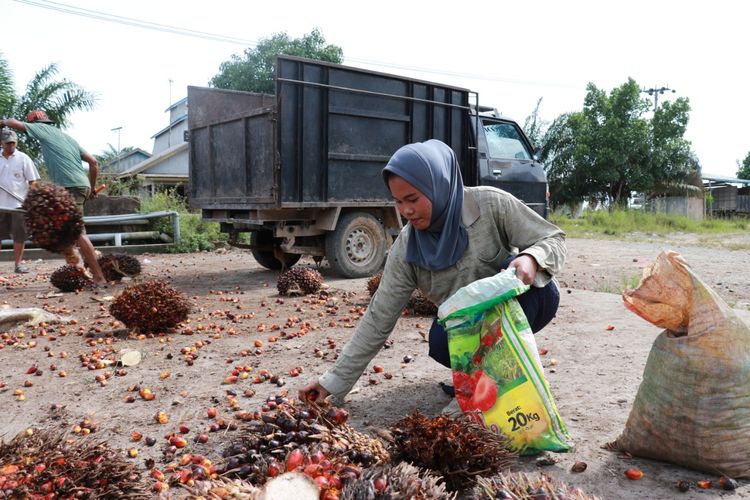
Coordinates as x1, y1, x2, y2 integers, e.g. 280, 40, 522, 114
615, 250, 750, 477
438, 269, 571, 455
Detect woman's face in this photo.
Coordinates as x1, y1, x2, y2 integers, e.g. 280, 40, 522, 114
387, 175, 433, 231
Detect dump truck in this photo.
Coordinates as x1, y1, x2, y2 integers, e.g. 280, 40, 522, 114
188, 55, 548, 278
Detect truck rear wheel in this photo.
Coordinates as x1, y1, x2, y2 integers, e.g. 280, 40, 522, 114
250, 230, 301, 270
326, 212, 387, 278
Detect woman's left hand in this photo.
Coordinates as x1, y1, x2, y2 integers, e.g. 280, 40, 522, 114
507, 254, 538, 285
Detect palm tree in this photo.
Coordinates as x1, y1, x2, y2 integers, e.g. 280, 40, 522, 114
0, 55, 15, 114
0, 52, 97, 167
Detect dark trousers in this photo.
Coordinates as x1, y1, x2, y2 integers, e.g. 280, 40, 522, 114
428, 260, 560, 368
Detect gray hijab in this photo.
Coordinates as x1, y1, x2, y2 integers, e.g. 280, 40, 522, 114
383, 139, 468, 271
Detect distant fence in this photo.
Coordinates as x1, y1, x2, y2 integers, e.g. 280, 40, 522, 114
644, 196, 705, 220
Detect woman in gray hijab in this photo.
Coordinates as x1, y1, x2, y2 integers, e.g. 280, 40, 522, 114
300, 139, 565, 404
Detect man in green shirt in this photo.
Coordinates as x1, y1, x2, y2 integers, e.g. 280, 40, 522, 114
1, 111, 106, 285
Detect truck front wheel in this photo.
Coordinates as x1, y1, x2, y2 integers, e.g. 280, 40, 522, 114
250, 230, 301, 270
325, 212, 387, 278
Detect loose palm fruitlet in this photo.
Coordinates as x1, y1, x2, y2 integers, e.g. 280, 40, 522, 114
98, 253, 142, 282
109, 280, 191, 333
21, 182, 84, 253
50, 264, 93, 292
0, 428, 150, 499
367, 273, 438, 316
277, 267, 324, 296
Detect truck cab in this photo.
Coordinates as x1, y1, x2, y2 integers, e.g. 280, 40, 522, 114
472, 106, 548, 218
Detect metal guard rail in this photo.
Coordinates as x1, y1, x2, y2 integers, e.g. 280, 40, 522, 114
0, 209, 181, 247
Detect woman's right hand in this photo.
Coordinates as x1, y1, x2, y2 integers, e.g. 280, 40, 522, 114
298, 379, 330, 403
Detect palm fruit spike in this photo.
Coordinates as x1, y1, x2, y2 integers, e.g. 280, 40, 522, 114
475, 472, 597, 500
341, 462, 452, 500
0, 428, 150, 498
21, 182, 84, 253
389, 411, 516, 491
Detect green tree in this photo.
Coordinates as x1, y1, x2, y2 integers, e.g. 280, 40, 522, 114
648, 98, 699, 196
210, 28, 343, 93
542, 78, 694, 208
0, 55, 14, 113
737, 152, 750, 179
95, 143, 135, 168
95, 145, 141, 195
0, 52, 97, 165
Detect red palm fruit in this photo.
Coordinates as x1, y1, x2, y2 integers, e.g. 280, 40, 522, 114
286, 448, 305, 471
625, 468, 644, 480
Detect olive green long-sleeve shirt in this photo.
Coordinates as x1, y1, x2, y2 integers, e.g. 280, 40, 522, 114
319, 186, 566, 401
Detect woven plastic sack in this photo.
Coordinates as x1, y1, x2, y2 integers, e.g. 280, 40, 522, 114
439, 269, 571, 455
615, 250, 750, 477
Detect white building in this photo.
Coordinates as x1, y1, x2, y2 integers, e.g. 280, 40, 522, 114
118, 98, 189, 196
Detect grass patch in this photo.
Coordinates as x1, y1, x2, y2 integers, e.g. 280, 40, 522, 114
593, 273, 642, 295
551, 209, 748, 239
139, 189, 228, 253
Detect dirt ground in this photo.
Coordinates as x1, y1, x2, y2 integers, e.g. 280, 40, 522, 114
2, 234, 750, 499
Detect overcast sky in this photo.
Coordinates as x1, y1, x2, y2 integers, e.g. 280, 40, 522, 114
3, 0, 748, 178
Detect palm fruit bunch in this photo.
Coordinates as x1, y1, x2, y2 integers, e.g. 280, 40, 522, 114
277, 267, 324, 296
389, 411, 516, 492
474, 472, 597, 500
367, 273, 438, 316
409, 289, 439, 316
341, 462, 451, 499
50, 264, 92, 292
21, 182, 83, 254
97, 253, 142, 282
366, 273, 382, 297
109, 280, 191, 333
221, 394, 388, 498
0, 428, 149, 499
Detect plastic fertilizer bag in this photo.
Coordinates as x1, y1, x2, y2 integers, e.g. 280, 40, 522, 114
438, 269, 571, 455
614, 250, 750, 477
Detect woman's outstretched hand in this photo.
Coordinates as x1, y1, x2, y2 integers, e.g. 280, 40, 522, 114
507, 254, 538, 285
298, 379, 330, 403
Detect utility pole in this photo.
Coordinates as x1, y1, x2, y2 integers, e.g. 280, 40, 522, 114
641, 86, 676, 110
111, 126, 122, 154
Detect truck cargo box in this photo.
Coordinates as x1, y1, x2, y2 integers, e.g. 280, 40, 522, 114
189, 56, 472, 211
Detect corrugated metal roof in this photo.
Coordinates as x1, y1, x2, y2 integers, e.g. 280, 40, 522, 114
117, 142, 188, 177
702, 173, 750, 185
150, 114, 187, 139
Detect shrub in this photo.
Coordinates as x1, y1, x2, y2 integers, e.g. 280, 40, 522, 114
139, 189, 227, 253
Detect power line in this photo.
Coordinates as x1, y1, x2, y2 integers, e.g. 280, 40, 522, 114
13, 0, 260, 45
12, 0, 582, 90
